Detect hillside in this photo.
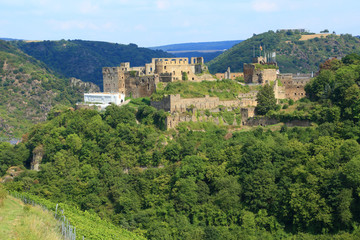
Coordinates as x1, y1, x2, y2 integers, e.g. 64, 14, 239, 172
0, 195, 62, 239
0, 40, 97, 138
208, 30, 360, 74
14, 40, 173, 88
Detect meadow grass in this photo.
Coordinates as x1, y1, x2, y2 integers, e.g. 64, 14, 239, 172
0, 196, 62, 240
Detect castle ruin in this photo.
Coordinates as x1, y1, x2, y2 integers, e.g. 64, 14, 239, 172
102, 57, 215, 98
243, 56, 278, 85
98, 55, 312, 129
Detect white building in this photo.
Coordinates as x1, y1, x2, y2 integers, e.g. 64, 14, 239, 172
83, 92, 125, 109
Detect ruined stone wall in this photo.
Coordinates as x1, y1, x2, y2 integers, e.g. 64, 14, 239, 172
151, 95, 172, 112
151, 94, 246, 113
159, 73, 173, 82
239, 98, 257, 107
262, 69, 277, 84
215, 73, 225, 79
243, 64, 256, 83
125, 74, 158, 98
239, 91, 258, 98
103, 67, 125, 94
215, 72, 243, 80
191, 57, 204, 65
278, 74, 311, 101
274, 80, 286, 100
165, 107, 255, 129
243, 64, 277, 84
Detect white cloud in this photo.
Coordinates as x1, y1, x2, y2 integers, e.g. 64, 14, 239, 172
251, 0, 279, 12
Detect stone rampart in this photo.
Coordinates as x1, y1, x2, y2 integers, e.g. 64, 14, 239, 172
151, 94, 243, 113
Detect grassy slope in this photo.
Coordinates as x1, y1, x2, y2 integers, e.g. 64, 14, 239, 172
14, 40, 173, 88
151, 79, 250, 101
208, 31, 360, 74
15, 192, 146, 240
0, 196, 62, 240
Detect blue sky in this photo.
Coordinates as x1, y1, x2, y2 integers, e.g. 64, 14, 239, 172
0, 0, 359, 47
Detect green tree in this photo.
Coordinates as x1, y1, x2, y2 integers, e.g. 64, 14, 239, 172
255, 84, 277, 115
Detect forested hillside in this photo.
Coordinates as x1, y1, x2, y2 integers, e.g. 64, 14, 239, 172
208, 30, 360, 74
3, 54, 360, 239
0, 40, 93, 138
14, 40, 173, 88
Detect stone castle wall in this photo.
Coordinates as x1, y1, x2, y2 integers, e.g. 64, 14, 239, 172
125, 74, 158, 98
215, 72, 243, 80
103, 67, 125, 94
165, 107, 255, 129
151, 94, 243, 113
278, 74, 311, 101
243, 64, 277, 84
103, 57, 215, 98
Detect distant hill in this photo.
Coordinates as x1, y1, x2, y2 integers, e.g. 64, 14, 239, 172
150, 40, 242, 51
13, 40, 173, 89
208, 31, 360, 74
150, 40, 242, 62
0, 38, 23, 41
0, 40, 96, 138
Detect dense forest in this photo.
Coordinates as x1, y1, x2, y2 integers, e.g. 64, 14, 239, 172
13, 40, 173, 88
1, 54, 360, 239
208, 30, 360, 74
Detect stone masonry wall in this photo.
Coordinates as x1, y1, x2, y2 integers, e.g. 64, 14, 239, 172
151, 94, 242, 113
278, 74, 311, 101
125, 74, 158, 98
103, 67, 125, 94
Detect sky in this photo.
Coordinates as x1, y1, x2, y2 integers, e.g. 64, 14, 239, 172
0, 0, 359, 47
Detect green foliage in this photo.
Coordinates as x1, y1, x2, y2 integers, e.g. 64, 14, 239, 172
0, 41, 84, 138
255, 84, 277, 115
182, 71, 188, 80
208, 31, 360, 74
0, 142, 29, 176
6, 69, 360, 239
221, 110, 234, 125
305, 53, 360, 122
14, 40, 173, 87
12, 191, 145, 239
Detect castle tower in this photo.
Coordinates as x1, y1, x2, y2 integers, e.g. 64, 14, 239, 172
102, 67, 125, 94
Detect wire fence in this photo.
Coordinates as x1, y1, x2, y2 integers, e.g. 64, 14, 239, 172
10, 191, 84, 240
